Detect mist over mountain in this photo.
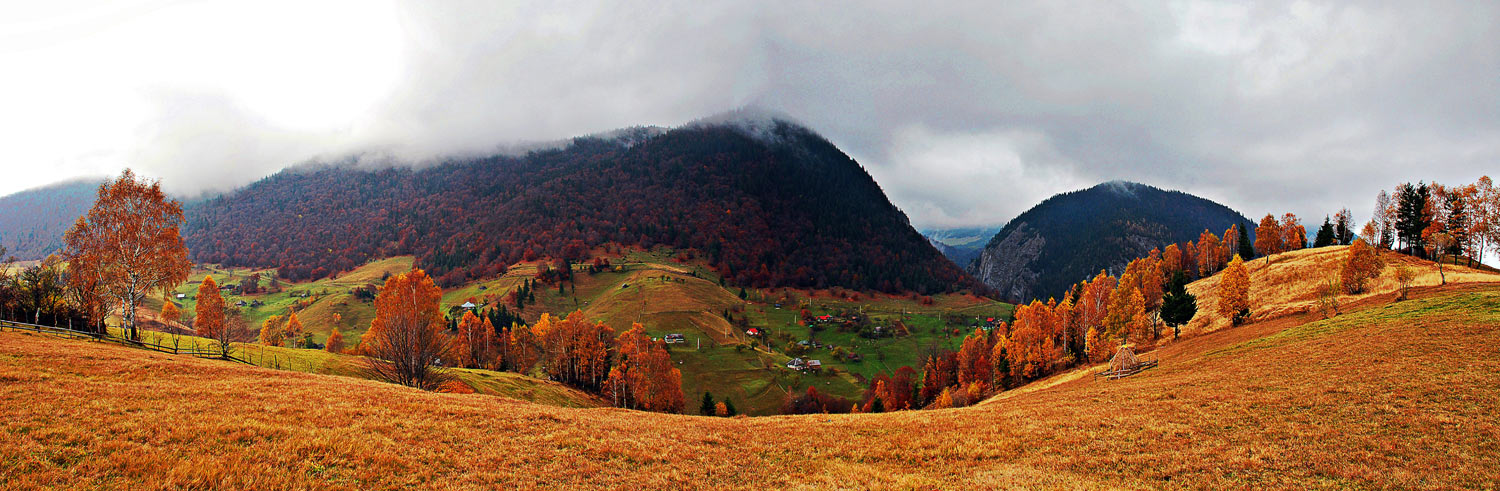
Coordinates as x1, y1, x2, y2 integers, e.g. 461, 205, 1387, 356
182, 118, 982, 294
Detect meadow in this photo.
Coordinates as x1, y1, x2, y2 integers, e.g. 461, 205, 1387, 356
4, 280, 1497, 489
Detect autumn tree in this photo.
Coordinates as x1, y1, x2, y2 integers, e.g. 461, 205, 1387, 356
1426, 232, 1456, 285
160, 299, 181, 328
1339, 239, 1383, 294
1217, 254, 1251, 325
1334, 208, 1355, 245
1006, 301, 1055, 380
364, 269, 451, 389
540, 311, 615, 391
259, 314, 286, 347
284, 312, 306, 348
1280, 213, 1306, 252
326, 328, 345, 353
1254, 214, 1282, 264
955, 328, 993, 391
603, 323, 683, 412
195, 276, 225, 339
62, 169, 191, 340
455, 311, 493, 368
1084, 327, 1112, 363
1197, 230, 1224, 276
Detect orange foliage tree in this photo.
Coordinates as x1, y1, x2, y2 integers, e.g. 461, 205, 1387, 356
259, 314, 285, 347
1006, 300, 1055, 380
1217, 255, 1251, 325
1281, 213, 1306, 251
325, 328, 345, 353
455, 311, 494, 369
284, 312, 305, 348
195, 276, 225, 339
1254, 214, 1283, 263
540, 311, 615, 391
1340, 238, 1384, 294
956, 328, 993, 391
62, 169, 191, 340
160, 300, 180, 328
364, 269, 451, 389
1197, 230, 1224, 276
603, 323, 684, 412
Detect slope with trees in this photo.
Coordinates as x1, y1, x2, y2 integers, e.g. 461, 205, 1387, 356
968, 181, 1252, 303
182, 120, 980, 295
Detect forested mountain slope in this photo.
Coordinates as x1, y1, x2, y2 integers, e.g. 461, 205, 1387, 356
969, 181, 1251, 303
183, 121, 980, 294
0, 179, 101, 260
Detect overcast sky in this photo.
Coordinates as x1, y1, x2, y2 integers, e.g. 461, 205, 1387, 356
2, 0, 1496, 233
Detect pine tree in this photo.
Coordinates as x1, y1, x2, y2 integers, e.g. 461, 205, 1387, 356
1314, 216, 1336, 247
1395, 182, 1431, 256
1159, 271, 1197, 340
723, 399, 737, 416
1237, 223, 1255, 260
700, 392, 715, 416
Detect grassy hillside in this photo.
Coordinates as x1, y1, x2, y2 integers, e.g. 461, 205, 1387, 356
5, 282, 1497, 488
117, 328, 604, 409
141, 248, 1010, 415
1182, 245, 1500, 336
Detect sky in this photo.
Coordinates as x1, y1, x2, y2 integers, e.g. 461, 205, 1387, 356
1, 0, 1497, 234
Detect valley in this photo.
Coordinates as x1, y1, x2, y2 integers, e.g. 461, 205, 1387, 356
140, 247, 1011, 416
6, 250, 1497, 488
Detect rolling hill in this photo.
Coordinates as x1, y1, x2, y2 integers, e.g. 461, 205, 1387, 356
149, 247, 1012, 416
0, 178, 101, 260
6, 250, 1498, 488
969, 181, 1252, 303
181, 118, 981, 295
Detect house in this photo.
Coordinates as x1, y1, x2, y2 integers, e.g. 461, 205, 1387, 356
816, 315, 832, 323
664, 333, 686, 344
235, 300, 247, 307
797, 340, 810, 347
846, 353, 863, 362
806, 360, 822, 372
175, 293, 186, 299
460, 302, 477, 310
786, 358, 807, 370
745, 328, 760, 336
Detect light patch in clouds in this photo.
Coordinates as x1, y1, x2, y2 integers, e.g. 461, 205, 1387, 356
873, 126, 1088, 228
0, 0, 1496, 247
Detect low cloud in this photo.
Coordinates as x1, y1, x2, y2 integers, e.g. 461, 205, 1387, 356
1, 0, 1496, 237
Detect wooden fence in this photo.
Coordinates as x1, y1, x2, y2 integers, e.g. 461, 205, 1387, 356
0, 319, 251, 365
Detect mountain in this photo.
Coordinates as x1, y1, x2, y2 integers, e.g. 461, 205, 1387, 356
183, 119, 982, 294
920, 225, 1003, 266
0, 178, 103, 260
968, 181, 1251, 303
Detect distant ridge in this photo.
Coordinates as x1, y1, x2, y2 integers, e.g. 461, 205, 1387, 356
0, 178, 104, 260
968, 181, 1251, 303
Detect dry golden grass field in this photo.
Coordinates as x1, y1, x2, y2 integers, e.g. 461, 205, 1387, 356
5, 272, 1499, 489
1184, 246, 1500, 336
